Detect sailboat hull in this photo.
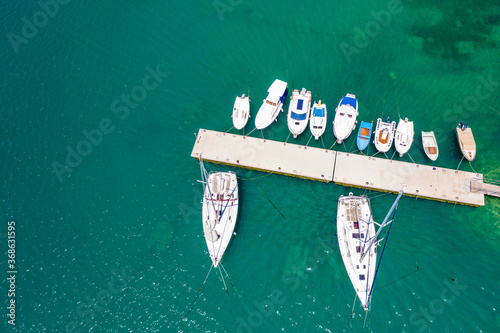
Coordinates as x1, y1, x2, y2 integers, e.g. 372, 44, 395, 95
202, 172, 238, 267
336, 194, 376, 311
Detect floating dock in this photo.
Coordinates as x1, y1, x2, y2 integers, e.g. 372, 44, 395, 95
191, 129, 486, 207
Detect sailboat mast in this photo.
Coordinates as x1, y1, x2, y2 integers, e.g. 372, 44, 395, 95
360, 191, 403, 261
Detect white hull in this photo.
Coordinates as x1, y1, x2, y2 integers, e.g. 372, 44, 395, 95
202, 172, 238, 267
394, 117, 414, 157
255, 79, 288, 130
337, 194, 376, 311
232, 94, 250, 130
333, 94, 358, 144
309, 101, 327, 140
374, 118, 396, 153
421, 131, 439, 161
287, 88, 311, 138
456, 124, 476, 161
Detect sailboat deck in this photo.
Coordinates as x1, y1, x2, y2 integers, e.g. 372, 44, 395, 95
191, 129, 485, 206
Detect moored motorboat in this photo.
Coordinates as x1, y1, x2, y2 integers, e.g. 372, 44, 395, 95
336, 191, 403, 311
287, 88, 311, 138
255, 79, 288, 130
232, 94, 250, 130
421, 131, 439, 161
373, 117, 396, 153
356, 121, 373, 151
394, 117, 414, 157
456, 122, 476, 161
309, 100, 327, 140
200, 158, 238, 268
333, 94, 358, 144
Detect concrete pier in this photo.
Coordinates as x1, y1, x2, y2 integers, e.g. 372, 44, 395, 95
191, 129, 486, 207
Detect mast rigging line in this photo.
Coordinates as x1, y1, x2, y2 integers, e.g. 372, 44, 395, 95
368, 193, 401, 299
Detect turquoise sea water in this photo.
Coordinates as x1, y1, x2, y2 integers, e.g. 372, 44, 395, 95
1, 0, 500, 332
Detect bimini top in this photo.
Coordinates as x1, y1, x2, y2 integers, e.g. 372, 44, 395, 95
340, 95, 357, 109
313, 106, 325, 117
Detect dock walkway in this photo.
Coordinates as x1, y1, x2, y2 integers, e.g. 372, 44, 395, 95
191, 129, 485, 207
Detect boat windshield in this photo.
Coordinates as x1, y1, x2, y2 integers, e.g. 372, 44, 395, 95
313, 107, 325, 117
291, 111, 307, 120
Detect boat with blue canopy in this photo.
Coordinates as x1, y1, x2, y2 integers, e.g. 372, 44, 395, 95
333, 94, 358, 144
309, 100, 327, 140
287, 88, 311, 138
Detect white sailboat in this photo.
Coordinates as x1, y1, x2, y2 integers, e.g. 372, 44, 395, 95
337, 191, 403, 311
333, 94, 358, 144
309, 100, 327, 140
373, 117, 396, 153
255, 79, 288, 130
232, 94, 250, 130
394, 117, 414, 157
287, 88, 311, 138
200, 158, 238, 268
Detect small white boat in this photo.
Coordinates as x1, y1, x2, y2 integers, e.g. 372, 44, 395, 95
394, 117, 414, 157
255, 79, 288, 130
456, 122, 476, 161
373, 117, 396, 153
309, 101, 327, 140
200, 158, 238, 268
337, 191, 403, 311
232, 94, 250, 130
333, 94, 358, 144
421, 131, 439, 161
287, 88, 311, 138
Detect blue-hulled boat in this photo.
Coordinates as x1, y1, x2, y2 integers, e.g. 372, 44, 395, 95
356, 121, 373, 151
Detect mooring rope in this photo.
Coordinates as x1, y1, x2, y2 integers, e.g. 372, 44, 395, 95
469, 162, 478, 174
456, 156, 465, 170
306, 134, 313, 147
396, 100, 401, 119
407, 152, 416, 164
389, 151, 396, 160
480, 99, 500, 115
187, 265, 213, 314
218, 265, 229, 297
285, 132, 291, 144
328, 141, 337, 150
237, 170, 275, 181
256, 185, 287, 221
